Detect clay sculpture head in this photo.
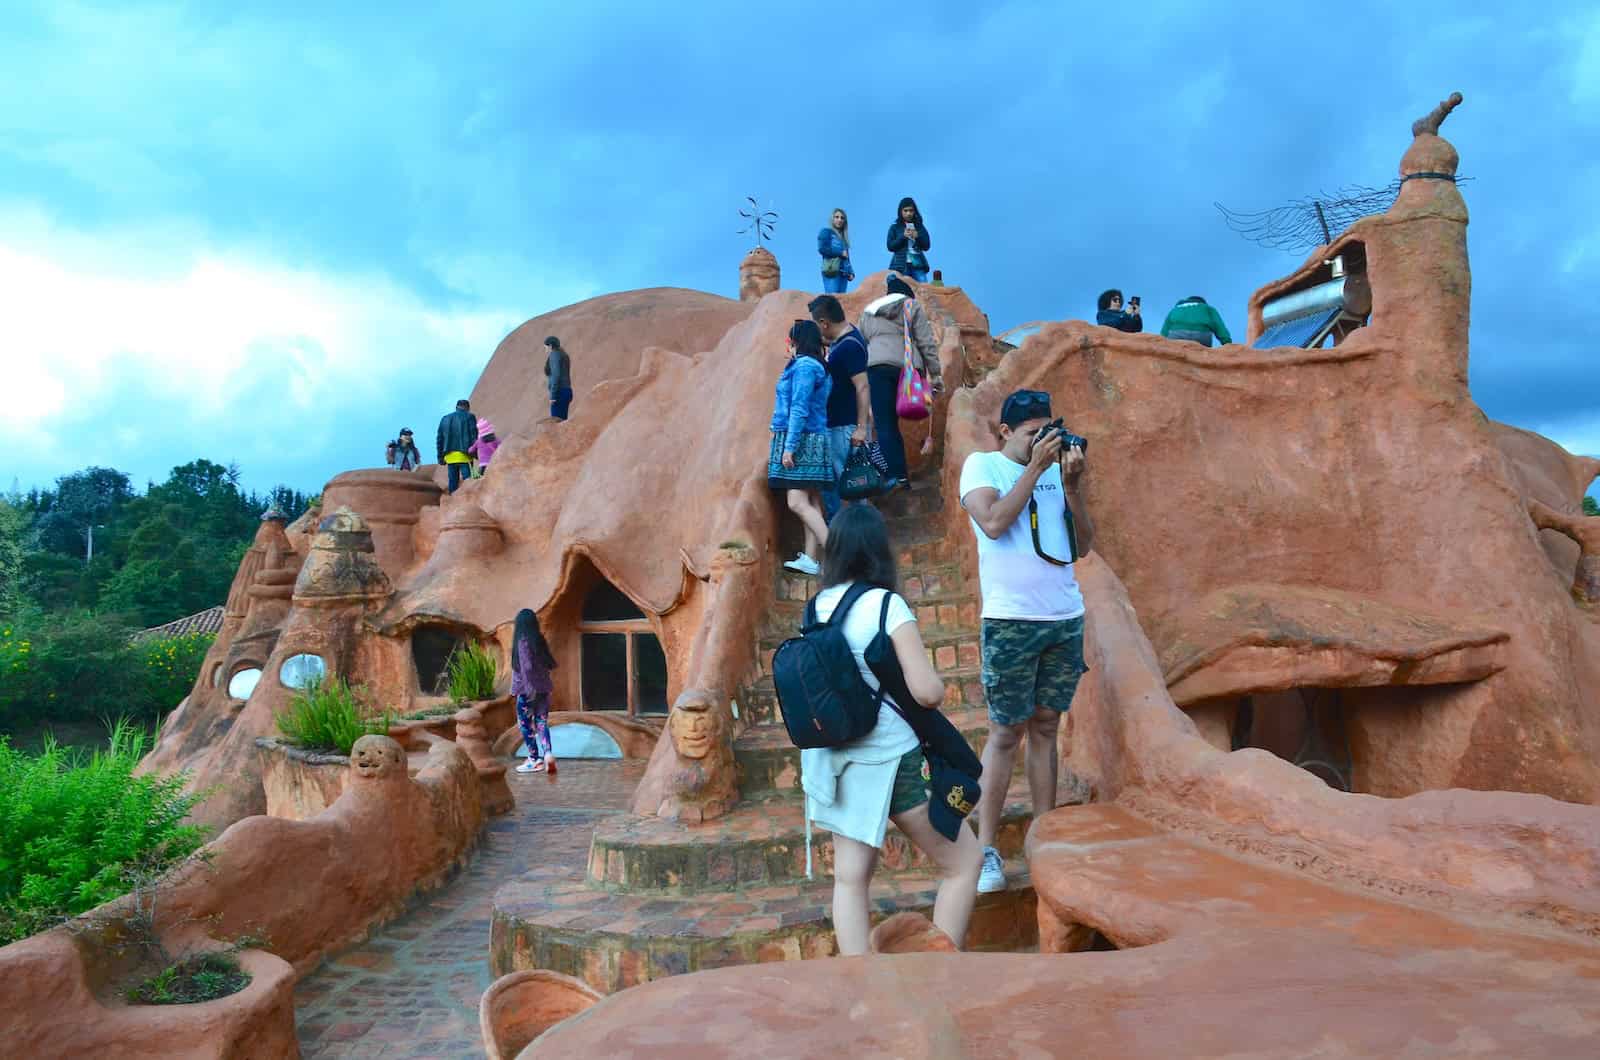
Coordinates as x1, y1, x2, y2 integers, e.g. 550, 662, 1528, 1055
668, 697, 721, 760
350, 735, 406, 782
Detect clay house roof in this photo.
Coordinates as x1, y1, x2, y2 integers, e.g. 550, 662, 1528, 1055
136, 605, 226, 642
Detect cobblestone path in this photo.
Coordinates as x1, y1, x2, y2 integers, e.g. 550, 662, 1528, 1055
294, 758, 647, 1058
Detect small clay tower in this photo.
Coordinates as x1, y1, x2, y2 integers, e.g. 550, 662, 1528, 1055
739, 246, 780, 302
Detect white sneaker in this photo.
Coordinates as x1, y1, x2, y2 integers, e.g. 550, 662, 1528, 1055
784, 554, 820, 576
977, 846, 1006, 893
515, 758, 544, 774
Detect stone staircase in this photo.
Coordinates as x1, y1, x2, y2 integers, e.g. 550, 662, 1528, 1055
492, 470, 1073, 995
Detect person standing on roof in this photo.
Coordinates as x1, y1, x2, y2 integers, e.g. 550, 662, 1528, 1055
886, 197, 932, 283
436, 399, 478, 494
1095, 289, 1143, 332
469, 418, 500, 475
1160, 296, 1233, 346
544, 337, 573, 421
386, 428, 422, 471
817, 208, 855, 294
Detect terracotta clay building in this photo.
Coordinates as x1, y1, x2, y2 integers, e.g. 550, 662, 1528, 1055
5, 94, 1599, 1057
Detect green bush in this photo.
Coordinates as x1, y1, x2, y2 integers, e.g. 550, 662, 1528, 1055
446, 641, 499, 702
0, 615, 210, 733
274, 677, 392, 755
129, 950, 251, 1005
0, 611, 138, 730
139, 631, 215, 718
0, 721, 208, 945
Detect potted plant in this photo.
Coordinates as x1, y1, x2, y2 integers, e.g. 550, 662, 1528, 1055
256, 677, 393, 820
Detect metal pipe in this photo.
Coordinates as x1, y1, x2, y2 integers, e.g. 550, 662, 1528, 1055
1261, 277, 1346, 326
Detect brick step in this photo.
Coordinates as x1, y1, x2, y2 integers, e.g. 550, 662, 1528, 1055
735, 702, 1013, 795
870, 484, 946, 521
582, 774, 1064, 896
490, 856, 1037, 995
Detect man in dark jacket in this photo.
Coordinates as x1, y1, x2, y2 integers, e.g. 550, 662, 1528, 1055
544, 336, 573, 420
436, 399, 479, 494
1095, 289, 1143, 333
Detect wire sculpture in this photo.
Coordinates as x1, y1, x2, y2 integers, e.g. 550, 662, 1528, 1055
1218, 91, 1468, 253
1215, 183, 1404, 252
737, 197, 778, 248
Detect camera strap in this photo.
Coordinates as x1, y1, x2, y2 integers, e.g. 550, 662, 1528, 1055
1027, 494, 1081, 567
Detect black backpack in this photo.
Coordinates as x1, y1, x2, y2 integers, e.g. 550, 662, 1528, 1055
772, 583, 884, 749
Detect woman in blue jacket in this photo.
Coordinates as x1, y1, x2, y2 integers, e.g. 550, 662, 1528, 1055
886, 197, 931, 282
817, 208, 854, 293
768, 320, 834, 576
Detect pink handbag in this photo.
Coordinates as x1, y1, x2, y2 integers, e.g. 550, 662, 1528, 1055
894, 306, 932, 421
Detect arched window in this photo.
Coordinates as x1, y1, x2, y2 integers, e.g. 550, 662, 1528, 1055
579, 579, 668, 716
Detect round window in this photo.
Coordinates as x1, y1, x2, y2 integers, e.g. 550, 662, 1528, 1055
280, 653, 327, 690
227, 667, 262, 700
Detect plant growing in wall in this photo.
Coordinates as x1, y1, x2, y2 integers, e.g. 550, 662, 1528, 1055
445, 642, 499, 704
275, 677, 391, 756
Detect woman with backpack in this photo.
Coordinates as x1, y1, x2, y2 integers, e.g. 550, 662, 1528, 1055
859, 276, 942, 491
768, 319, 834, 577
510, 608, 558, 774
886, 196, 931, 282
817, 208, 854, 294
800, 504, 983, 954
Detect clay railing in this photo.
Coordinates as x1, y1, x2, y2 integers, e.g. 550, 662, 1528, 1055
1528, 500, 1600, 606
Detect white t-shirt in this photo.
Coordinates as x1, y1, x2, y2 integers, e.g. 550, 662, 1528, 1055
959, 449, 1086, 621
807, 582, 919, 757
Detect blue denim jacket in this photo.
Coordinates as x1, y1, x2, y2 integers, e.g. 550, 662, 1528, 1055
817, 228, 855, 280
769, 355, 832, 451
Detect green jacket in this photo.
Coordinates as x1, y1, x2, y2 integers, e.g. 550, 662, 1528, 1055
1160, 299, 1232, 346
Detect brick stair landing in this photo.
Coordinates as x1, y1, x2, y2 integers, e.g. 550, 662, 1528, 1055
490, 855, 1036, 995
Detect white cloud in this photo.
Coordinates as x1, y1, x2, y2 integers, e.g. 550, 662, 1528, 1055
0, 207, 597, 485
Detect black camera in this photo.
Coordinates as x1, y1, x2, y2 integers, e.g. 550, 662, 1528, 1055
1033, 418, 1088, 454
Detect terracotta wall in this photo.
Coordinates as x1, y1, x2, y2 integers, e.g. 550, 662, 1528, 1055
1063, 556, 1600, 934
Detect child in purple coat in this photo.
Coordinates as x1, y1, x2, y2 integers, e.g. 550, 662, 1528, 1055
511, 608, 557, 773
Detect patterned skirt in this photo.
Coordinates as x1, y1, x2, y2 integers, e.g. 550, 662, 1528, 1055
768, 430, 834, 490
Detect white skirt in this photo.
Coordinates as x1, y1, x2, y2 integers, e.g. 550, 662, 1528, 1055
806, 756, 901, 849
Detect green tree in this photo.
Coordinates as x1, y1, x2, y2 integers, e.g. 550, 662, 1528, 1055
1585, 496, 1598, 518
0, 500, 26, 619
31, 468, 134, 559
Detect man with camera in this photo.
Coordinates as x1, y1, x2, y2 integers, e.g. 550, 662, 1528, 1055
958, 389, 1095, 893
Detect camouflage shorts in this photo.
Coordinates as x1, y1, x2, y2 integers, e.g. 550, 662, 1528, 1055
888, 749, 930, 816
980, 616, 1087, 727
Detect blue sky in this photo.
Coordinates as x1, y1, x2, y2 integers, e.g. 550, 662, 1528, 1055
3, 1, 1598, 499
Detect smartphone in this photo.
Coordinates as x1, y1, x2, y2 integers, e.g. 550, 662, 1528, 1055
1129, 296, 1141, 309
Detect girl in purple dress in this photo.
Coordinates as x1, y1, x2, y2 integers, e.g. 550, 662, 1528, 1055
511, 608, 558, 774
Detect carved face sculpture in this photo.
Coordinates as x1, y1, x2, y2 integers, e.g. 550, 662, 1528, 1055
668, 700, 721, 760
350, 735, 405, 781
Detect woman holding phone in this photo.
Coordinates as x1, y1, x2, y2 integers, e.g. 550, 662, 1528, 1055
886, 197, 931, 283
